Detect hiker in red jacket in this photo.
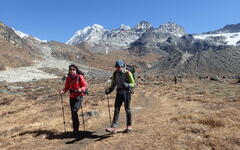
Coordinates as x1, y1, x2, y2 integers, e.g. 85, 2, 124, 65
60, 64, 88, 133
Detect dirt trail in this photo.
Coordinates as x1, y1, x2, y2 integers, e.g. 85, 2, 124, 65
57, 83, 169, 150
47, 82, 194, 149
1, 79, 240, 150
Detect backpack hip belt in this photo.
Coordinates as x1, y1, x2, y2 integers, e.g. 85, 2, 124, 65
69, 89, 82, 93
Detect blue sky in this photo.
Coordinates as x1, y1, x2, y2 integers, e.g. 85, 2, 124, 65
1, 0, 239, 42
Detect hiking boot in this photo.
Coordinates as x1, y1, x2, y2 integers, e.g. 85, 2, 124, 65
124, 126, 132, 133
105, 127, 117, 134
72, 129, 79, 136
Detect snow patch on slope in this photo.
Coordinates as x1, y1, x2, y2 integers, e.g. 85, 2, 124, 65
14, 29, 47, 43
194, 32, 240, 45
14, 30, 29, 38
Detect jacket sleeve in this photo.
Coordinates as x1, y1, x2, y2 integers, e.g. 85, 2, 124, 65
63, 76, 70, 93
127, 71, 135, 88
79, 75, 88, 92
108, 72, 116, 92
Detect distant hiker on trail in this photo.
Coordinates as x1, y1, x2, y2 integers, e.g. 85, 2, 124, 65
174, 76, 177, 84
105, 60, 135, 133
60, 64, 88, 133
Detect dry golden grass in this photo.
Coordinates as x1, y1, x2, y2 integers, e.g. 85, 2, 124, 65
0, 77, 240, 150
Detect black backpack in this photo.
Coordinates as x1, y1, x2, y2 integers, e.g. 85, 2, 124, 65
125, 65, 136, 80
125, 65, 136, 94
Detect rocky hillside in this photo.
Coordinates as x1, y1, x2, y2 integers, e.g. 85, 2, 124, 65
0, 22, 42, 70
150, 46, 240, 75
0, 22, 25, 48
127, 23, 240, 75
134, 34, 240, 75
0, 38, 37, 70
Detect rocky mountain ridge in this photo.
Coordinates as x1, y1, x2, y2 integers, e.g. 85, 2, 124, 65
0, 22, 26, 48
206, 23, 240, 34
66, 21, 185, 53
126, 23, 240, 75
0, 22, 113, 82
1, 20, 240, 78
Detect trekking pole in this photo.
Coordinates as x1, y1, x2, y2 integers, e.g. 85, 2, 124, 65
60, 94, 66, 132
80, 105, 86, 131
106, 94, 112, 126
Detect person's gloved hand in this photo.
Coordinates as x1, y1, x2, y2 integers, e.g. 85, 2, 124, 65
60, 90, 65, 95
123, 82, 131, 89
75, 88, 82, 93
105, 89, 111, 95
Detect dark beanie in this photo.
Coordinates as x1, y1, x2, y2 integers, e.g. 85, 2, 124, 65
115, 60, 124, 68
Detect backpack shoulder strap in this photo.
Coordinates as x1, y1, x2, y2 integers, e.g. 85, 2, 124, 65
125, 70, 131, 82
77, 74, 82, 84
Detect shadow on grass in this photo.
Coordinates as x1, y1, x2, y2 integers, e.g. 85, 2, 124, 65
14, 129, 112, 144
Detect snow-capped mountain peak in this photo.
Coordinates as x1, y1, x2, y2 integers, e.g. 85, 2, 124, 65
14, 29, 29, 38
66, 24, 106, 45
92, 24, 105, 30
133, 21, 152, 32
65, 21, 188, 53
119, 24, 131, 30
75, 24, 105, 35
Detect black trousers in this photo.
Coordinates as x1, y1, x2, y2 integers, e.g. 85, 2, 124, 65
70, 96, 83, 132
112, 90, 132, 128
